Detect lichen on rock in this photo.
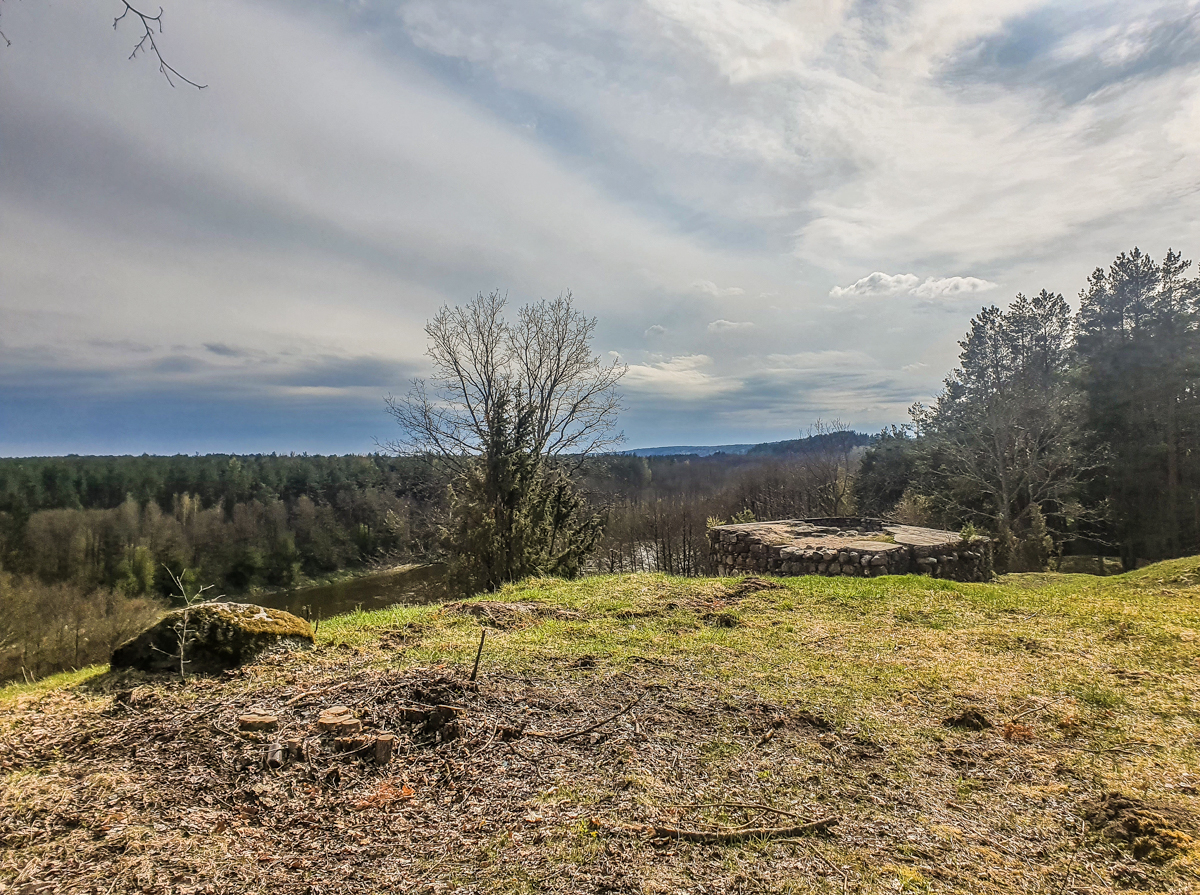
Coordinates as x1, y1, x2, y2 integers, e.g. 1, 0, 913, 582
110, 602, 315, 674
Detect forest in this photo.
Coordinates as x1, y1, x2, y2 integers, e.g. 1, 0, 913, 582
2, 246, 1197, 681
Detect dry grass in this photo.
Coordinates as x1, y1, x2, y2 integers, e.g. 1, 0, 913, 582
2, 563, 1200, 893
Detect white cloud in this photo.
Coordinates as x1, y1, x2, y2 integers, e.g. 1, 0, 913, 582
912, 276, 999, 299
623, 354, 736, 398
829, 273, 922, 298
764, 350, 878, 370
830, 272, 998, 301
644, 324, 666, 337
693, 280, 746, 297
708, 319, 754, 332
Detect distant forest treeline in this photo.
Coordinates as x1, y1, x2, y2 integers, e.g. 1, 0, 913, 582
0, 429, 866, 599
0, 454, 445, 596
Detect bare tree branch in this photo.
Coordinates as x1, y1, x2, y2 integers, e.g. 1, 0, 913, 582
113, 2, 206, 89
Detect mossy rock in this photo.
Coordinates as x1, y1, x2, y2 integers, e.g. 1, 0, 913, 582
111, 602, 314, 674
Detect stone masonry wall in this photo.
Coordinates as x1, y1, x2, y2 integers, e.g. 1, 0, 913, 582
709, 518, 992, 583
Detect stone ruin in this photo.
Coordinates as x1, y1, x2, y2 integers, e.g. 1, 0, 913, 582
708, 517, 993, 582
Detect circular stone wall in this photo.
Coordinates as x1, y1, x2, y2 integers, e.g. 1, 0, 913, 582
708, 517, 992, 582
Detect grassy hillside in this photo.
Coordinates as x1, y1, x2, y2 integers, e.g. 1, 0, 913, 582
3, 564, 1200, 893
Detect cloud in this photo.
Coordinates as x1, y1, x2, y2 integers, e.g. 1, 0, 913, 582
707, 319, 754, 332
911, 276, 1000, 299
829, 273, 922, 298
693, 280, 746, 298
830, 273, 998, 301
148, 355, 210, 375
623, 354, 736, 399
3, 0, 1199, 451
764, 350, 878, 370
89, 339, 154, 354
204, 342, 252, 357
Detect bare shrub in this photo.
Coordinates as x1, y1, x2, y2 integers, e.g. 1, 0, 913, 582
0, 570, 163, 682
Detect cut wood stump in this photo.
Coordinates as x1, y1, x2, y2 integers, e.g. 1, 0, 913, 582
374, 734, 396, 765
238, 713, 279, 732
318, 706, 354, 732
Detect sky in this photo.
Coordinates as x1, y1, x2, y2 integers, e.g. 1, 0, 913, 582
1, 0, 1198, 455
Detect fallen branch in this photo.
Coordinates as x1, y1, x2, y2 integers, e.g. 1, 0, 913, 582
628, 655, 669, 666
209, 721, 241, 740
284, 681, 353, 707
526, 693, 643, 742
502, 741, 543, 781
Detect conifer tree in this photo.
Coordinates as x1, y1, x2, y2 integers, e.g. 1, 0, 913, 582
1076, 248, 1200, 563
910, 289, 1086, 568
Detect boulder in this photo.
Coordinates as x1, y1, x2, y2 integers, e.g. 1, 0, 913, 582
111, 602, 314, 674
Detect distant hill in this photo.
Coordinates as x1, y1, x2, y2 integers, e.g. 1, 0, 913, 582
622, 431, 872, 458
621, 444, 759, 457
746, 430, 873, 457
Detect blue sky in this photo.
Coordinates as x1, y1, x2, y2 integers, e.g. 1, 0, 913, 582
1, 0, 1198, 455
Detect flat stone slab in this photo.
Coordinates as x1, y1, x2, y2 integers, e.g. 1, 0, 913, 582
709, 517, 992, 582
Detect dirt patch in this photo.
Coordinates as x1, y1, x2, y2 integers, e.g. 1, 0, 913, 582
445, 600, 583, 629
943, 709, 992, 730
727, 576, 785, 598
0, 655, 1191, 895
1084, 792, 1196, 862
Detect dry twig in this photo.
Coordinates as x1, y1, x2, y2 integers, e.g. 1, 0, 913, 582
525, 693, 643, 742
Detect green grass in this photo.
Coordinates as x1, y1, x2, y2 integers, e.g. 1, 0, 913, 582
10, 563, 1200, 727
5, 561, 1200, 892
0, 665, 107, 704
276, 565, 1200, 753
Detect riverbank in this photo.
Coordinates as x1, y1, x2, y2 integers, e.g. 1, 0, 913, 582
3, 564, 1199, 892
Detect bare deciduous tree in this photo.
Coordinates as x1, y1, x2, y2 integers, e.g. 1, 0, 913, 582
386, 290, 625, 591
386, 290, 625, 468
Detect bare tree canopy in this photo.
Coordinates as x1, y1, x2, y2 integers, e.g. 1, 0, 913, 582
386, 290, 626, 469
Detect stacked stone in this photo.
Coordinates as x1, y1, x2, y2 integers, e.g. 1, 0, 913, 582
907, 543, 992, 581
708, 519, 993, 583
774, 543, 906, 578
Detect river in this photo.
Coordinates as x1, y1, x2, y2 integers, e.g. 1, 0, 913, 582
249, 563, 451, 620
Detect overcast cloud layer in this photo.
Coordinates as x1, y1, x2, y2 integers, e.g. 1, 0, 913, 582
1, 0, 1198, 454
